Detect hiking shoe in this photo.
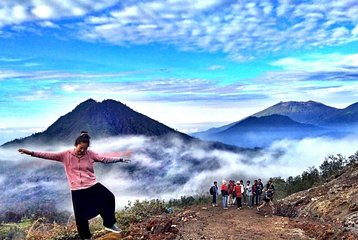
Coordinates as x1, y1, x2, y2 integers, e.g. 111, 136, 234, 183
105, 224, 122, 233
223, 207, 228, 210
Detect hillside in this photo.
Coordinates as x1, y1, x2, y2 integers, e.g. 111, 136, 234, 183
277, 162, 358, 239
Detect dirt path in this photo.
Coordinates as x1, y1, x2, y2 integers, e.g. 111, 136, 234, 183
97, 203, 314, 240
177, 204, 313, 240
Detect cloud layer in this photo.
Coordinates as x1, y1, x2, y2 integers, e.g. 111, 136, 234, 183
1, 134, 358, 212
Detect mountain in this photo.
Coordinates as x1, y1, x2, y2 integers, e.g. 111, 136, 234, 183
253, 100, 358, 127
323, 102, 358, 126
194, 114, 323, 148
2, 99, 191, 147
253, 100, 339, 125
192, 100, 358, 148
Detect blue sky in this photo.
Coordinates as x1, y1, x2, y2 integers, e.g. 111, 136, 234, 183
1, 0, 358, 144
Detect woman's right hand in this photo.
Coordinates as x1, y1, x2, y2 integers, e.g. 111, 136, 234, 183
18, 149, 32, 155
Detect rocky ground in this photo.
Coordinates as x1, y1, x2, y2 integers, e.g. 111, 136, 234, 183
276, 162, 358, 240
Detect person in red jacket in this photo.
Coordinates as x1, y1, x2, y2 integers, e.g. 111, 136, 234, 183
18, 131, 131, 240
233, 181, 242, 209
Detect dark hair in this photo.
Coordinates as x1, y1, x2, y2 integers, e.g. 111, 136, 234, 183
74, 131, 91, 146
214, 181, 217, 184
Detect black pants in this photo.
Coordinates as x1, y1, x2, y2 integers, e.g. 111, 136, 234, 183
236, 196, 242, 208
71, 183, 116, 239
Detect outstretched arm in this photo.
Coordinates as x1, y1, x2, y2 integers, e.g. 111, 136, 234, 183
18, 148, 64, 162
90, 150, 132, 164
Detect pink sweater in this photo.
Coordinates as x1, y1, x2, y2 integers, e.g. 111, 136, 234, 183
32, 149, 123, 191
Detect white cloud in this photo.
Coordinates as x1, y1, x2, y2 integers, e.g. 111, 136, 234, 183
351, 25, 358, 36
271, 53, 358, 72
38, 21, 60, 28
207, 65, 224, 71
1, 0, 358, 60
0, 0, 120, 27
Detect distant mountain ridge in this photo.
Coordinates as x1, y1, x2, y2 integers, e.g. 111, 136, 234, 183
206, 114, 323, 148
253, 100, 358, 126
192, 100, 358, 148
2, 99, 190, 147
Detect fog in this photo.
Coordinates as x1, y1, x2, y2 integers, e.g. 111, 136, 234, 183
0, 134, 357, 212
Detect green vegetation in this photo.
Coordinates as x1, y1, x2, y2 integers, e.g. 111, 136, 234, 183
272, 150, 358, 199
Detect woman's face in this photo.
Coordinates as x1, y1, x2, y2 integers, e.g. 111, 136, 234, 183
75, 142, 89, 156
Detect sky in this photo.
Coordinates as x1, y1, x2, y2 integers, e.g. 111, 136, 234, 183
1, 0, 358, 144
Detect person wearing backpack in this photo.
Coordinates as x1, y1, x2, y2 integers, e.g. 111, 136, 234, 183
233, 181, 242, 209
245, 180, 254, 208
210, 181, 219, 207
257, 182, 275, 214
220, 180, 229, 209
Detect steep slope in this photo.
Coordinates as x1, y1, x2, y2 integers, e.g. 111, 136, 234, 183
2, 99, 190, 147
277, 163, 358, 239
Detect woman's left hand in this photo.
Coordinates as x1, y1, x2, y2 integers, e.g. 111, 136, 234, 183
122, 150, 133, 157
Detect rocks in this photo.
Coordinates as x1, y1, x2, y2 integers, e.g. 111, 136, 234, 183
349, 203, 358, 212
276, 164, 358, 239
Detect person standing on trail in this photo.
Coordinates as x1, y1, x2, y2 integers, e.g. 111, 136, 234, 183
257, 178, 264, 203
210, 181, 219, 207
245, 180, 254, 208
257, 181, 275, 214
240, 180, 245, 204
18, 131, 132, 240
233, 181, 242, 209
220, 180, 229, 209
228, 180, 235, 206
253, 179, 258, 206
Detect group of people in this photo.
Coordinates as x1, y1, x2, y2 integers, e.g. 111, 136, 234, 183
209, 178, 276, 214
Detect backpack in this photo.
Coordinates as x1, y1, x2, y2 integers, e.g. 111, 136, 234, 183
209, 186, 214, 195
266, 190, 273, 199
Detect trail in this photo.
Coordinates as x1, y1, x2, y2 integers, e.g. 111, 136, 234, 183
177, 204, 312, 240
98, 202, 314, 240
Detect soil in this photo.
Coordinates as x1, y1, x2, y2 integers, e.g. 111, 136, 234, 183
176, 204, 312, 240
97, 202, 314, 240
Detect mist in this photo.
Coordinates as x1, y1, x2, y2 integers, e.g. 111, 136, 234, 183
0, 134, 357, 213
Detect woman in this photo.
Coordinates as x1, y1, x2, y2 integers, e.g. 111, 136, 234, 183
18, 131, 131, 240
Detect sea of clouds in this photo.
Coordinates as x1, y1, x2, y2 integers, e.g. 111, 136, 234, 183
0, 134, 357, 212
